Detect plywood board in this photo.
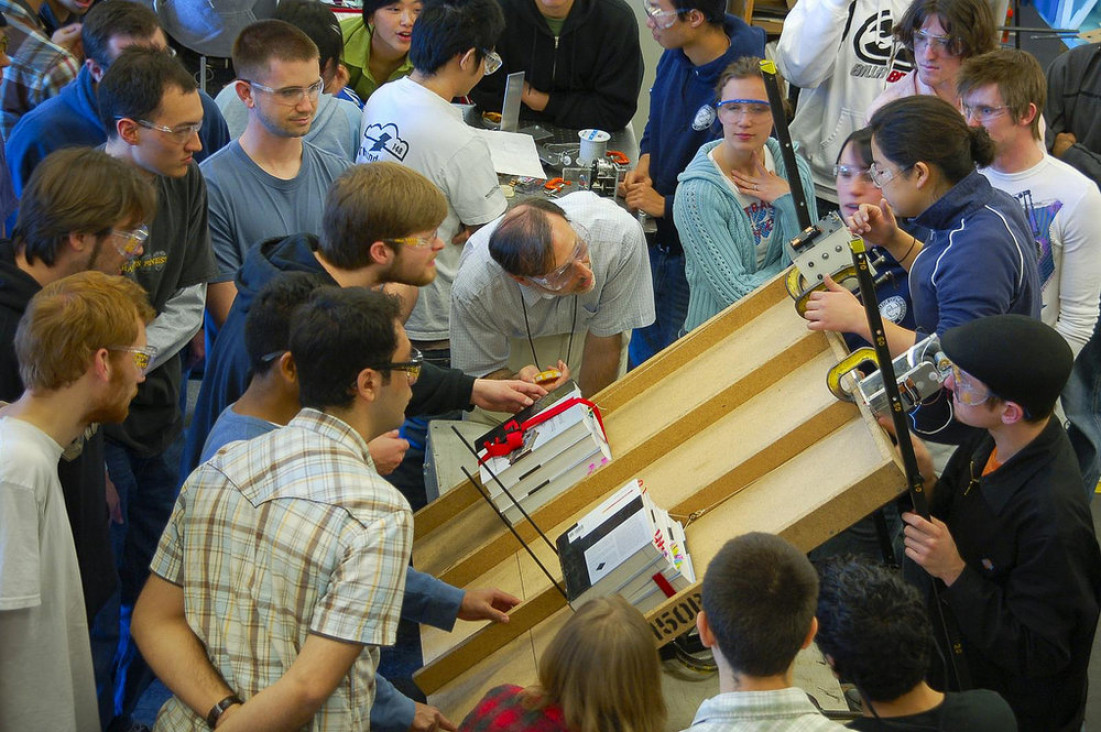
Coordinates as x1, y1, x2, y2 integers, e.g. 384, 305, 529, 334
414, 272, 908, 716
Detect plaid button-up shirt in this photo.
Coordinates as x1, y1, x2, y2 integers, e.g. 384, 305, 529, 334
150, 408, 413, 731
0, 0, 78, 139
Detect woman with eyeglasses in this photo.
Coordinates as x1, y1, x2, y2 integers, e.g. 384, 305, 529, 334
673, 57, 816, 334
864, 0, 996, 121
806, 95, 1038, 358
834, 127, 916, 342
340, 0, 422, 104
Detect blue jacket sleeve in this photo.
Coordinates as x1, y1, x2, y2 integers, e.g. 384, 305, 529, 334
370, 674, 416, 732
401, 566, 464, 630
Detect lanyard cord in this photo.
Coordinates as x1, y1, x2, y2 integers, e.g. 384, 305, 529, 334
520, 287, 578, 370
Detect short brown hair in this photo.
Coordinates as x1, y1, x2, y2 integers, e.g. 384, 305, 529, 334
702, 532, 818, 677
14, 147, 156, 267
714, 56, 764, 97
15, 272, 155, 392
524, 595, 666, 732
320, 162, 447, 270
894, 0, 997, 60
958, 49, 1046, 140
232, 19, 319, 81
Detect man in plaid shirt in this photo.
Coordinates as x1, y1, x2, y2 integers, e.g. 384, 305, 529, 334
0, 0, 81, 138
133, 287, 419, 730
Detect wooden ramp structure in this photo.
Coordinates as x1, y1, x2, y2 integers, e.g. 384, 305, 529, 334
412, 272, 908, 719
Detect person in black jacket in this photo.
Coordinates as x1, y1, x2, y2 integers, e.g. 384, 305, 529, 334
184, 161, 546, 506
468, 0, 642, 132
0, 147, 154, 625
900, 314, 1101, 731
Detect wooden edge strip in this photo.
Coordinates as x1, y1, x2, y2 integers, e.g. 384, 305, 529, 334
414, 585, 567, 695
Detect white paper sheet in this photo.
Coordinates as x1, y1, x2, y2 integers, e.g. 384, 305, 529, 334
472, 128, 547, 179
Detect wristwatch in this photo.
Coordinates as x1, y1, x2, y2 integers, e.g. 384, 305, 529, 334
206, 694, 243, 729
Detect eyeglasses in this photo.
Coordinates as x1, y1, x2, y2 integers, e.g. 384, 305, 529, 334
109, 345, 158, 375
131, 119, 203, 144
912, 30, 961, 55
108, 225, 149, 259
868, 161, 912, 188
259, 349, 287, 364
373, 348, 423, 384
962, 104, 1010, 123
949, 364, 997, 406
385, 230, 440, 249
833, 164, 875, 184
641, 0, 685, 28
480, 49, 502, 76
527, 227, 591, 292
244, 78, 324, 106
716, 98, 771, 120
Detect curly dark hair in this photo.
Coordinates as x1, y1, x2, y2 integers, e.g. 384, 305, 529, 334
815, 556, 935, 702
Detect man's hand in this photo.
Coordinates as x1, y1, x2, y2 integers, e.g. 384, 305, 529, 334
1053, 131, 1077, 158
620, 153, 651, 194
458, 587, 521, 623
368, 430, 409, 475
410, 702, 457, 732
876, 417, 938, 489
521, 81, 549, 112
51, 23, 83, 58
624, 182, 665, 218
471, 379, 546, 413
516, 360, 571, 391
803, 275, 866, 335
902, 512, 966, 585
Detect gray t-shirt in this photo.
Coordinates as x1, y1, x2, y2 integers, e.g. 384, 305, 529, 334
200, 403, 278, 463
213, 87, 361, 162
200, 139, 352, 282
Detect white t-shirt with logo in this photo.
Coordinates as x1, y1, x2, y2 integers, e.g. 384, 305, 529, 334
357, 77, 508, 341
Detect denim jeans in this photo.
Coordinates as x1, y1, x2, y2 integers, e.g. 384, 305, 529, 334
1064, 328, 1101, 498
628, 245, 690, 368
94, 443, 180, 729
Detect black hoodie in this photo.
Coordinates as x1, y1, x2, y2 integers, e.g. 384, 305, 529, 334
183, 233, 478, 476
0, 240, 116, 621
469, 0, 643, 131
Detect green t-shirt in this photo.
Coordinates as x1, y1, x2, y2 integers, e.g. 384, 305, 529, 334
339, 17, 415, 103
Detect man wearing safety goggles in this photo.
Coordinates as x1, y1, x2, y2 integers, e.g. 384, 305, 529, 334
451, 191, 655, 405
898, 314, 1101, 732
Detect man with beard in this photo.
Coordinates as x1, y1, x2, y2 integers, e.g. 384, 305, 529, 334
451, 192, 655, 400
0, 147, 154, 629
0, 271, 155, 731
201, 19, 352, 328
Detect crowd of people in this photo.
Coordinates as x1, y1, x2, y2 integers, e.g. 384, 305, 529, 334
0, 0, 1099, 728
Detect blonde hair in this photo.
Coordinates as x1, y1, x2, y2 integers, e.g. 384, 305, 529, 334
524, 595, 667, 732
16, 271, 155, 391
